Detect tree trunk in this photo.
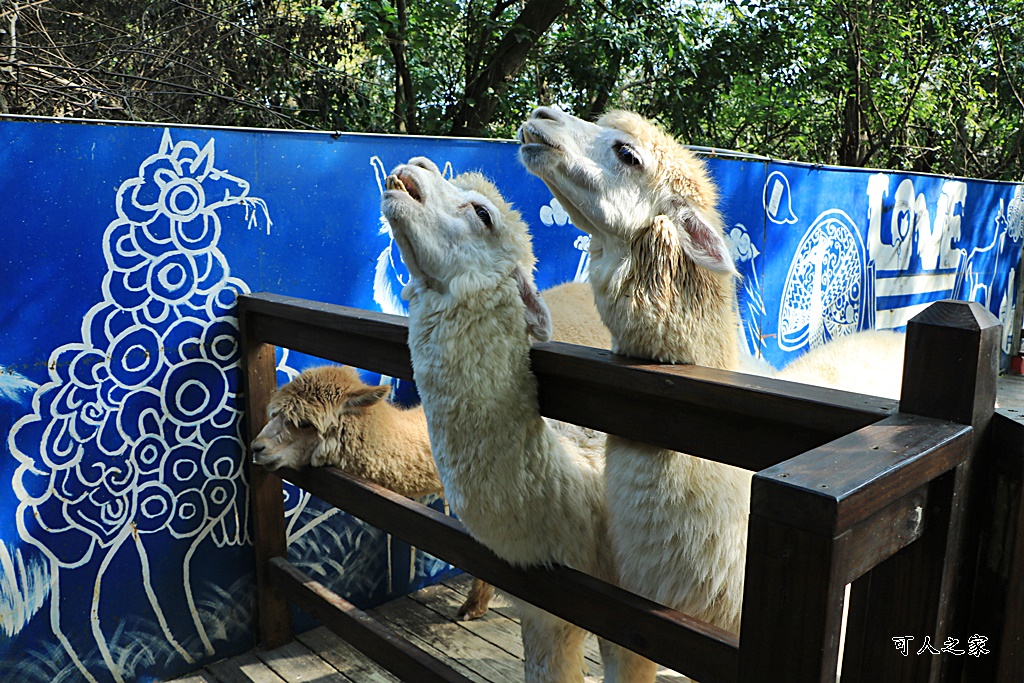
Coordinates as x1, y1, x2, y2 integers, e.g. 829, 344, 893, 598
447, 0, 570, 137
386, 0, 417, 134
839, 8, 863, 166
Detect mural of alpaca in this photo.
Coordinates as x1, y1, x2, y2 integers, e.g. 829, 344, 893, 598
7, 131, 274, 683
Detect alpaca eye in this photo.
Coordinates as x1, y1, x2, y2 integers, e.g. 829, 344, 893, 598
473, 204, 493, 228
613, 142, 642, 168
295, 419, 314, 430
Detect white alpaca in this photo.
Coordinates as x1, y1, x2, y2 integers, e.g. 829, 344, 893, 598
381, 157, 626, 683
523, 107, 890, 681
249, 279, 612, 622
778, 329, 905, 400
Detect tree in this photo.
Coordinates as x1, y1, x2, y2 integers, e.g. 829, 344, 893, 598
1, 0, 1020, 180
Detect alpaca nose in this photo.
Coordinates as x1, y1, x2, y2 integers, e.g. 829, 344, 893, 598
250, 441, 265, 462
531, 106, 564, 123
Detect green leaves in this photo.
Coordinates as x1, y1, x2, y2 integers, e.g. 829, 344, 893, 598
7, 0, 1020, 179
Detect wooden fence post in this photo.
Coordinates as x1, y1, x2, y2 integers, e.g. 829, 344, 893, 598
966, 414, 1024, 682
842, 300, 999, 683
238, 298, 293, 648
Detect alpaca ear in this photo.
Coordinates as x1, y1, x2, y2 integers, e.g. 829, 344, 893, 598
512, 266, 553, 342
667, 202, 737, 275
347, 385, 391, 411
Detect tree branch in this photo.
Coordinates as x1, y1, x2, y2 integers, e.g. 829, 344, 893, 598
447, 0, 570, 136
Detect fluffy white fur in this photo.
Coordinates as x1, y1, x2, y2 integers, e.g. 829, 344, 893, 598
381, 158, 632, 682
778, 329, 905, 400
249, 279, 613, 623
520, 106, 909, 680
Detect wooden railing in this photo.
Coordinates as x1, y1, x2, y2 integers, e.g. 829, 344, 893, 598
238, 292, 1019, 683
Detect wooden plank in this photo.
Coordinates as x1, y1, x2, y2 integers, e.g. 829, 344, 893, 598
751, 413, 970, 536
532, 340, 896, 471
270, 557, 476, 683
254, 639, 350, 682
737, 513, 849, 682
239, 304, 292, 649
843, 300, 1000, 683
440, 576, 607, 672
406, 582, 528, 659
237, 292, 896, 472
169, 671, 220, 683
964, 412, 1024, 682
435, 577, 687, 682
296, 626, 401, 683
372, 595, 526, 683
239, 293, 413, 381
206, 651, 288, 683
277, 464, 739, 683
841, 470, 960, 683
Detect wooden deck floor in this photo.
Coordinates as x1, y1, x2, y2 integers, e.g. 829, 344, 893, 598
171, 573, 687, 683
173, 376, 1024, 683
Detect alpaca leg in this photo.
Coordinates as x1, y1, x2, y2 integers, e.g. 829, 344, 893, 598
598, 639, 659, 683
456, 576, 494, 620
518, 602, 586, 683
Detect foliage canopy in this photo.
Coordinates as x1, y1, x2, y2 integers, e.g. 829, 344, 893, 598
1, 0, 1021, 180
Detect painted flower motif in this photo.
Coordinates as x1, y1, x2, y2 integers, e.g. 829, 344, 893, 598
540, 198, 570, 227
1008, 185, 1023, 242
728, 226, 760, 263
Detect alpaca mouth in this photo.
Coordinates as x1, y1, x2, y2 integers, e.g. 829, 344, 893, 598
518, 123, 562, 152
385, 172, 424, 203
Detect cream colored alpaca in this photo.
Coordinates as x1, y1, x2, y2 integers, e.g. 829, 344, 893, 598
381, 157, 627, 683
520, 107, 909, 680
249, 281, 610, 622
779, 329, 905, 400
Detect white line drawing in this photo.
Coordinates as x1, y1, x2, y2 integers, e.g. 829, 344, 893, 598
0, 540, 50, 638
763, 170, 798, 224
728, 224, 767, 355
865, 175, 1021, 331
7, 129, 274, 683
539, 197, 570, 227
0, 366, 39, 404
1008, 185, 1024, 242
778, 209, 866, 352
537, 197, 590, 282
572, 235, 592, 283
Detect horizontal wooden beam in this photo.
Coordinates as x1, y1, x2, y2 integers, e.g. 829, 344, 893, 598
238, 292, 897, 470
276, 463, 740, 683
269, 557, 476, 683
752, 413, 972, 535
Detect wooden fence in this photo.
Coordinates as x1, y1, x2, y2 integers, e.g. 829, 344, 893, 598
238, 292, 1023, 683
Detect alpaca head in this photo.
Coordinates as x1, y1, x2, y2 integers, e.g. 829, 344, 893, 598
380, 156, 552, 341
250, 365, 391, 471
518, 107, 736, 276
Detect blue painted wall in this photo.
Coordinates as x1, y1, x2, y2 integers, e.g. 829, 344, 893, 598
0, 118, 1021, 683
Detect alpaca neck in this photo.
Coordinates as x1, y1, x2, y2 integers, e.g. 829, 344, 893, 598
338, 403, 438, 497
589, 234, 740, 370
405, 281, 603, 569
406, 281, 546, 472
371, 403, 432, 467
